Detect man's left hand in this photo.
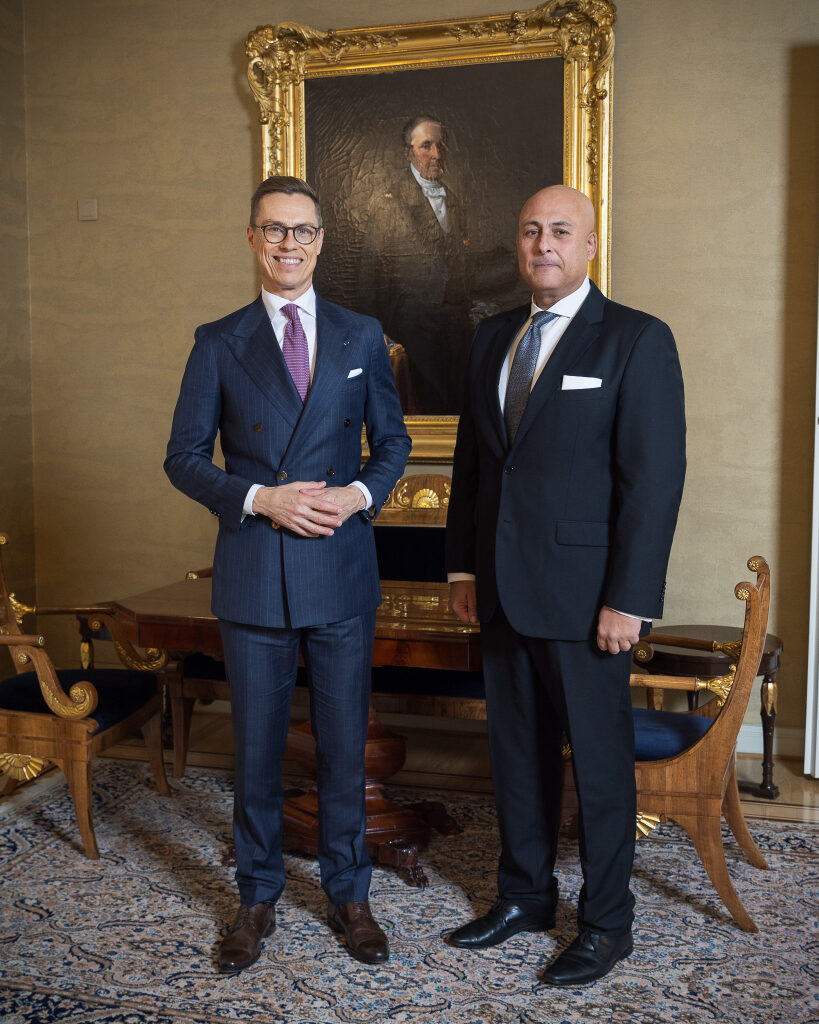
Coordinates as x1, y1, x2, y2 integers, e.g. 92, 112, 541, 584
596, 606, 641, 655
312, 484, 366, 525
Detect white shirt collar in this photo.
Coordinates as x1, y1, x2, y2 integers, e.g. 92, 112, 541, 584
261, 285, 316, 322
410, 161, 447, 197
530, 276, 591, 319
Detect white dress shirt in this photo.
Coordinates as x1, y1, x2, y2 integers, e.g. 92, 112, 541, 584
410, 162, 449, 233
243, 286, 372, 516
497, 277, 591, 407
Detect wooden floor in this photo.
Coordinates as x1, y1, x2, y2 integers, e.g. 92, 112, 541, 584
100, 704, 819, 826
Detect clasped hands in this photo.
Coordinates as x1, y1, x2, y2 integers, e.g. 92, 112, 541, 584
251, 481, 365, 537
449, 580, 640, 655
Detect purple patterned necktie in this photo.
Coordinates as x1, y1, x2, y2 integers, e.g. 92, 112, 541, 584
281, 303, 310, 401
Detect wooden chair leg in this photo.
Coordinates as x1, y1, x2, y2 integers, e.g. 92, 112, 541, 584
62, 757, 100, 860
141, 713, 171, 797
676, 812, 757, 933
722, 760, 768, 869
170, 692, 195, 779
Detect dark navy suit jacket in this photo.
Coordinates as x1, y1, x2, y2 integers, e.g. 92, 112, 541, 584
165, 294, 411, 629
446, 281, 686, 639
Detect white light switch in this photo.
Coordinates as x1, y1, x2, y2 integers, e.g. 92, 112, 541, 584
77, 198, 99, 221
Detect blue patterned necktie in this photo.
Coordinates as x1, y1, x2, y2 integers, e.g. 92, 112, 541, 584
503, 310, 559, 444
281, 303, 310, 402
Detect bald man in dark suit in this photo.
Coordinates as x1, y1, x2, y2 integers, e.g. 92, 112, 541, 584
445, 185, 685, 986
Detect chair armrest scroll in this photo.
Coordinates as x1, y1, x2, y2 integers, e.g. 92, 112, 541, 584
1, 643, 99, 719
83, 612, 168, 672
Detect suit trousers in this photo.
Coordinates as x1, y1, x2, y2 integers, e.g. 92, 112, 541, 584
219, 610, 376, 906
481, 605, 636, 935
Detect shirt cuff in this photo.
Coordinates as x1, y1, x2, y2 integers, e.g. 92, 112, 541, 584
350, 480, 373, 512
447, 573, 476, 583
610, 607, 652, 623
243, 483, 263, 518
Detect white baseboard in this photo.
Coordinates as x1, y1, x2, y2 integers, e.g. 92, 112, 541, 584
736, 723, 804, 758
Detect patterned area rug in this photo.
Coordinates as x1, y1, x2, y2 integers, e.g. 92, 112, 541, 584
0, 760, 816, 1024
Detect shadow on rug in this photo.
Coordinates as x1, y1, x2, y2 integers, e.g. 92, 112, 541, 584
0, 760, 816, 1024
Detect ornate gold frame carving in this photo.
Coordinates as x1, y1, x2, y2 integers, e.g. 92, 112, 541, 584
246, 2, 615, 462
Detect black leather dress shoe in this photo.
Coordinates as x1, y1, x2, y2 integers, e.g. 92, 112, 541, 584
447, 899, 556, 949
541, 929, 633, 986
217, 902, 276, 974
328, 900, 390, 964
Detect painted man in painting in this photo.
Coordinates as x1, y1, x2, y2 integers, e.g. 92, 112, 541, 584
357, 115, 473, 414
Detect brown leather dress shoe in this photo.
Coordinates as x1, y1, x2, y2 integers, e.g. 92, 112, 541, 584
328, 900, 390, 964
217, 902, 276, 974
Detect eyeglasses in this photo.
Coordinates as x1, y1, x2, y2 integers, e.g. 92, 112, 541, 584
252, 223, 320, 245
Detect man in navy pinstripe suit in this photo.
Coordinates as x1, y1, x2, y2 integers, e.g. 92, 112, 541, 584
165, 176, 410, 973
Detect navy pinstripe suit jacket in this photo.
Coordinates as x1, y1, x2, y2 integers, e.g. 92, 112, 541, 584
165, 293, 411, 629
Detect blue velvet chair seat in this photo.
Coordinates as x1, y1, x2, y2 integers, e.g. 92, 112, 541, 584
0, 669, 158, 735
632, 706, 713, 761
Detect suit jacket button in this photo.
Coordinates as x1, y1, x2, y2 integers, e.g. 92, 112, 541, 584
344, 418, 351, 427
505, 465, 515, 474
278, 470, 287, 481
327, 467, 335, 476
253, 423, 263, 432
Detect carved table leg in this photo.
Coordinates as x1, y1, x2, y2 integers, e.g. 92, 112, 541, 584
738, 672, 780, 800
282, 704, 433, 884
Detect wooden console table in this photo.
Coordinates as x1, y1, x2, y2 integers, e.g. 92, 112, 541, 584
109, 578, 480, 884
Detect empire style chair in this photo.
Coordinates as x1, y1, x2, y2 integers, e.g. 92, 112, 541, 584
627, 555, 771, 932
0, 532, 169, 858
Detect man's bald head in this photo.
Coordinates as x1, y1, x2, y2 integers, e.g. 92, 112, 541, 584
517, 185, 598, 306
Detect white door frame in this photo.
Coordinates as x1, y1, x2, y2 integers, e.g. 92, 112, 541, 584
805, 269, 819, 778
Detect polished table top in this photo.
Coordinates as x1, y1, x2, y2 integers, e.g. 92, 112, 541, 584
111, 578, 482, 670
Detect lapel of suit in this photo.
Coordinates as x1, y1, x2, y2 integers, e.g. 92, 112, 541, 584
222, 296, 304, 427
511, 283, 606, 450
483, 306, 530, 454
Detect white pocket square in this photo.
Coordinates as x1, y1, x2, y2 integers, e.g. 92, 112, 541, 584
562, 375, 602, 390
347, 368, 363, 378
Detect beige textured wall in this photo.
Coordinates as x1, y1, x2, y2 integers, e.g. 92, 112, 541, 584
0, 0, 35, 600
14, 1, 819, 737
611, 1, 819, 738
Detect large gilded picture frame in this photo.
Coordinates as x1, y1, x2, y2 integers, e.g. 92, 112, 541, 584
246, 2, 615, 462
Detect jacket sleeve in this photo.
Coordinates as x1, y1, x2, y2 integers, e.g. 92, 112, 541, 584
602, 319, 686, 617
356, 320, 412, 515
163, 326, 252, 532
445, 333, 481, 575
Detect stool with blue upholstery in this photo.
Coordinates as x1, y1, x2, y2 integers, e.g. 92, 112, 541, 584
0, 532, 169, 858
